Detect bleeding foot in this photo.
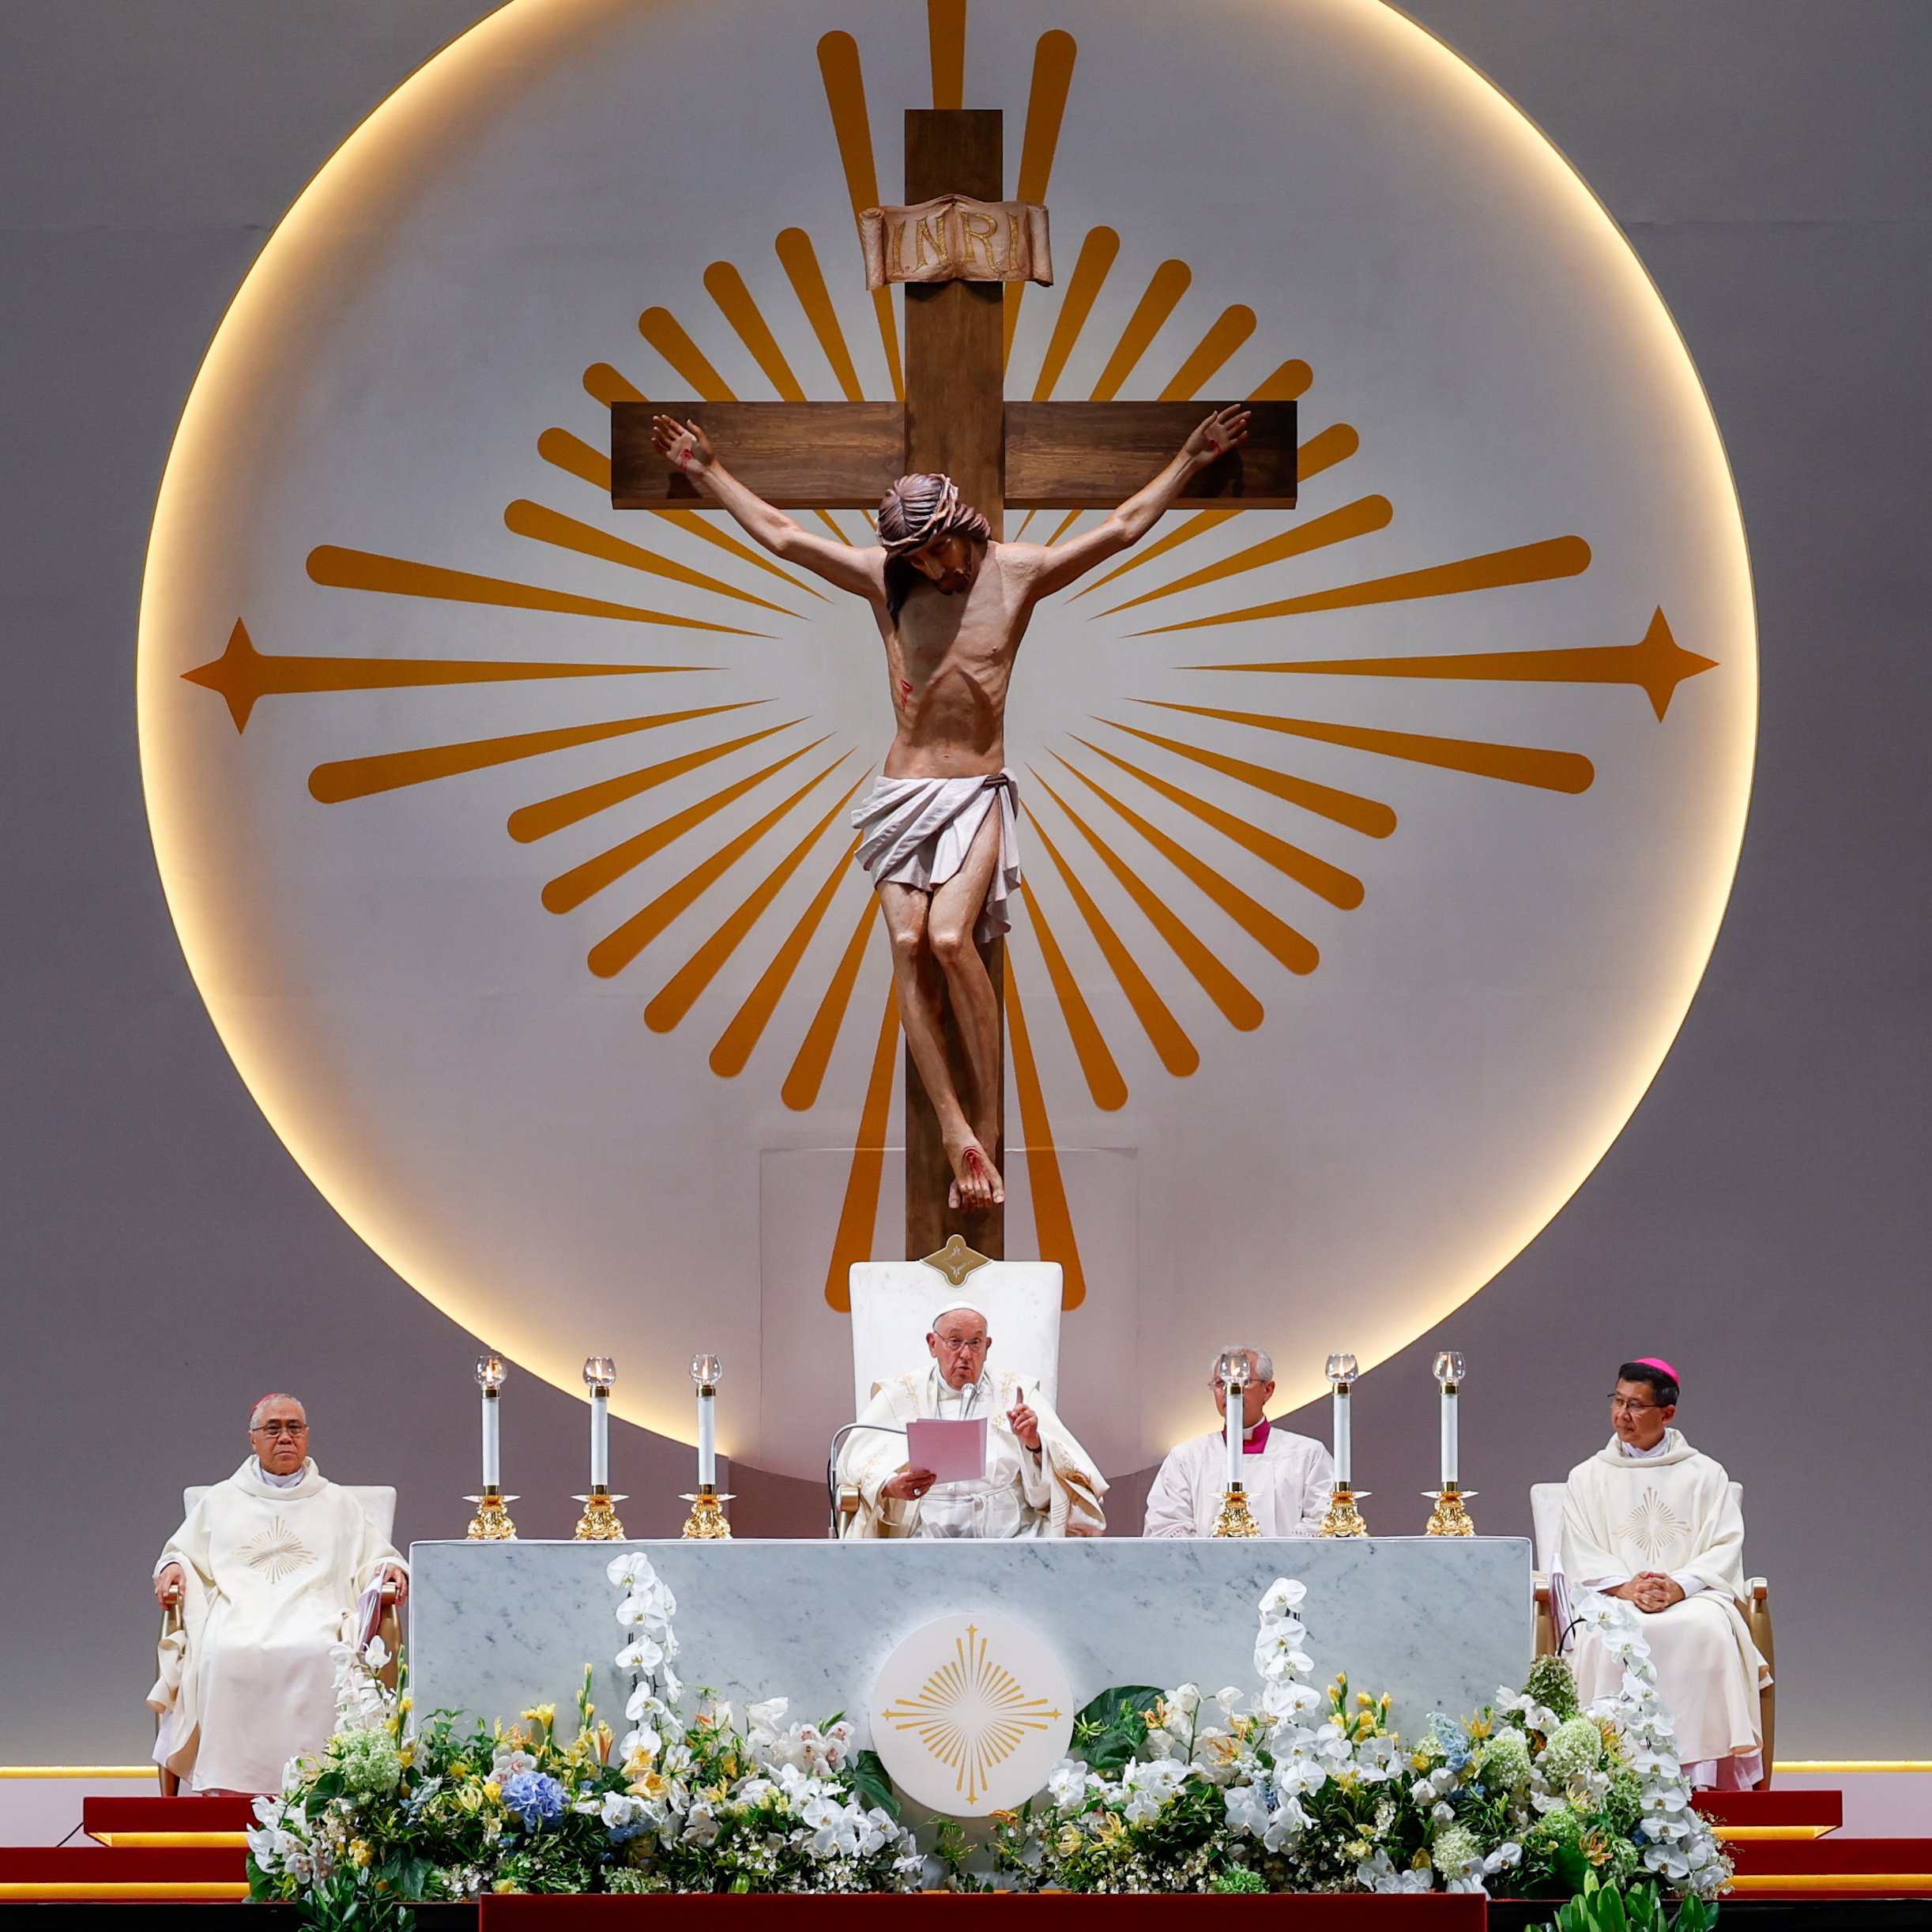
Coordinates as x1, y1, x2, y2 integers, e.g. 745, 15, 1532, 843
943, 1132, 1005, 1211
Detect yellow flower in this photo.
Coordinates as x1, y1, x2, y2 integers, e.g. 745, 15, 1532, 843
1056, 1826, 1085, 1855
1467, 1716, 1493, 1742
348, 1840, 374, 1869
521, 1704, 557, 1731
397, 1744, 414, 1768
493, 1879, 519, 1894
398, 1696, 413, 1714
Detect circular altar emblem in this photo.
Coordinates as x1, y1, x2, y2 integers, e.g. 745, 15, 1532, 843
139, 0, 1755, 1479
868, 1614, 1075, 1815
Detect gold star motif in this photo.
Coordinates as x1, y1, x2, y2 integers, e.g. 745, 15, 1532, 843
879, 1625, 1063, 1806
236, 1516, 317, 1584
1612, 1487, 1689, 1566
921, 1234, 991, 1290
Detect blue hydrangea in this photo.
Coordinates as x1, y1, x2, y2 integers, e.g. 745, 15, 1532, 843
500, 1770, 567, 1829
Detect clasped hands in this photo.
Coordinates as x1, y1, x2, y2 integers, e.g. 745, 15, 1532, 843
879, 1401, 1041, 1501
1609, 1570, 1685, 1614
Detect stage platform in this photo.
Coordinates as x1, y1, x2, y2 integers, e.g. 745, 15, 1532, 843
2, 1900, 1932, 1930
3, 1787, 1929, 1920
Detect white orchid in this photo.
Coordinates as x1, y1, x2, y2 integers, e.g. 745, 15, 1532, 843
618, 1635, 665, 1674
1046, 1759, 1090, 1806
1259, 1577, 1307, 1615
1357, 1850, 1435, 1894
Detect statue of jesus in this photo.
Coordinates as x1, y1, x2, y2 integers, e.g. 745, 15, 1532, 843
650, 406, 1251, 1213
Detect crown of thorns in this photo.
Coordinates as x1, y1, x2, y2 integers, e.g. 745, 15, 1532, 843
878, 473, 991, 555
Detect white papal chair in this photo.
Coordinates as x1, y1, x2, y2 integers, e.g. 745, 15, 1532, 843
834, 1248, 1064, 1532
1527, 1479, 1776, 1780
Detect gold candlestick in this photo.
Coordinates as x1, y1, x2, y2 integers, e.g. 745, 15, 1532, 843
464, 1489, 518, 1539
1424, 1483, 1477, 1535
1319, 1482, 1370, 1537
1212, 1484, 1260, 1538
680, 1482, 733, 1539
572, 1486, 627, 1540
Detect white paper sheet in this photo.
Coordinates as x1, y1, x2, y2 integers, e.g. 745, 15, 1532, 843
906, 1416, 988, 1485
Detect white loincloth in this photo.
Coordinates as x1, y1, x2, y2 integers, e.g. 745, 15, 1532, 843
851, 770, 1021, 943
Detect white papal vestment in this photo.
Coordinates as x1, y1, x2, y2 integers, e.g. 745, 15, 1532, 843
838, 1366, 1105, 1538
1143, 1421, 1333, 1537
149, 1457, 402, 1792
1560, 1431, 1768, 1783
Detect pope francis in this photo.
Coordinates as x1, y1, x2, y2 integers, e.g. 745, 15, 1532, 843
837, 1303, 1106, 1537
149, 1394, 407, 1793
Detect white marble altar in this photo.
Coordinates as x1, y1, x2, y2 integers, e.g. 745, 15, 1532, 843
409, 1537, 1531, 1757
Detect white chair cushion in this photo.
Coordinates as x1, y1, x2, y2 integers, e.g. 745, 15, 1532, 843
848, 1260, 1062, 1417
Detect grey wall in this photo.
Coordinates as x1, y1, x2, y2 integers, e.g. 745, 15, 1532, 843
1, 2, 1925, 1761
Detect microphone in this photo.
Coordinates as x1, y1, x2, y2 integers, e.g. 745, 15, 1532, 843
825, 1421, 908, 1541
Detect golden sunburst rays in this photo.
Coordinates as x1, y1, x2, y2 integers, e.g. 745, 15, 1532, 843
182, 0, 1719, 1342
879, 1625, 1065, 1807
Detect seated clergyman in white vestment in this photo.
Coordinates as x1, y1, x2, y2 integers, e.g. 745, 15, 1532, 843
149, 1395, 408, 1794
1143, 1346, 1333, 1537
1561, 1358, 1770, 1790
838, 1302, 1106, 1537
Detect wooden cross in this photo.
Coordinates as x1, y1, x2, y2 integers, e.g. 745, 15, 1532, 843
610, 109, 1297, 1261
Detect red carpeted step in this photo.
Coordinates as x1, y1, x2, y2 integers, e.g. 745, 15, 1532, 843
0, 1845, 248, 1900
1695, 1788, 1843, 1836
1727, 1836, 1932, 1896
83, 1794, 258, 1844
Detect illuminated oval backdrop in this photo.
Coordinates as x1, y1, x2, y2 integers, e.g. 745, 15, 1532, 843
139, 0, 1755, 1482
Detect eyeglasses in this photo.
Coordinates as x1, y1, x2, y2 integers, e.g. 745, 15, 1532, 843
1606, 1396, 1662, 1415
932, 1336, 988, 1353
250, 1422, 309, 1437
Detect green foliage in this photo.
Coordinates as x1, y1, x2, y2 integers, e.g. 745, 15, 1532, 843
1526, 1653, 1582, 1723
1071, 1685, 1164, 1776
847, 1749, 900, 1823
1548, 1873, 1720, 1932
1212, 1866, 1267, 1892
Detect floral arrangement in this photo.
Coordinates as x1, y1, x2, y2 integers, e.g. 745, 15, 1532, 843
249, 1557, 1726, 1921
247, 1552, 918, 1926
992, 1580, 1730, 1901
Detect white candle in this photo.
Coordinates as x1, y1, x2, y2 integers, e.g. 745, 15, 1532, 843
1332, 1383, 1352, 1486
1225, 1379, 1245, 1491
481, 1388, 501, 1489
589, 1387, 609, 1488
698, 1384, 717, 1487
1440, 1383, 1459, 1488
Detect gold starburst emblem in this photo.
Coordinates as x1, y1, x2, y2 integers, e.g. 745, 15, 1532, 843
236, 1516, 316, 1584
1612, 1487, 1690, 1567
879, 1623, 1064, 1806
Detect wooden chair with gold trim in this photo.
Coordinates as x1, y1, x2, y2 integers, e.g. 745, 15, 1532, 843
154, 1484, 403, 1794
1529, 1480, 1775, 1785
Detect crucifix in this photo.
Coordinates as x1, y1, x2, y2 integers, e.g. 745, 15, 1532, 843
610, 107, 1297, 1261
